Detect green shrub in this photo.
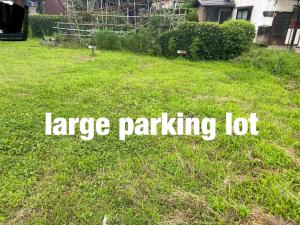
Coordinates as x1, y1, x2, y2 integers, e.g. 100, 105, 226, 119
157, 20, 255, 60
91, 30, 122, 50
186, 8, 199, 22
146, 15, 172, 37
167, 37, 177, 57
135, 28, 153, 53
171, 22, 199, 55
157, 31, 175, 57
29, 15, 66, 37
221, 20, 256, 59
121, 29, 152, 53
189, 23, 223, 60
90, 29, 153, 53
158, 22, 223, 59
121, 32, 140, 52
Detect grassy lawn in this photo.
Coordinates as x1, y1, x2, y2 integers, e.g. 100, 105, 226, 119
0, 39, 299, 224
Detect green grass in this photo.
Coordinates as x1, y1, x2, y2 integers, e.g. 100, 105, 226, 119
0, 39, 299, 224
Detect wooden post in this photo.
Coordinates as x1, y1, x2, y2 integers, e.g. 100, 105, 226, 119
290, 1, 300, 49
134, 0, 137, 29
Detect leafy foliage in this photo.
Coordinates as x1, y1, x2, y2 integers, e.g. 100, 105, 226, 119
121, 29, 153, 53
157, 31, 176, 57
158, 20, 255, 60
221, 20, 256, 59
91, 29, 155, 54
185, 8, 199, 22
189, 23, 223, 60
90, 30, 122, 50
237, 47, 300, 80
29, 15, 66, 37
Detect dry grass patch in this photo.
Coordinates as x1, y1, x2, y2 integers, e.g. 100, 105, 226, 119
162, 189, 218, 225
245, 207, 297, 225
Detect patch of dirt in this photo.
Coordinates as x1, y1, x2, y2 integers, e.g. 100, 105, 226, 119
193, 95, 209, 100
294, 132, 300, 141
244, 207, 297, 225
75, 55, 96, 63
4, 207, 35, 225
162, 188, 217, 225
3, 170, 56, 225
284, 81, 299, 91
16, 92, 32, 99
215, 96, 230, 103
286, 148, 300, 166
139, 60, 150, 72
163, 209, 198, 225
224, 174, 258, 186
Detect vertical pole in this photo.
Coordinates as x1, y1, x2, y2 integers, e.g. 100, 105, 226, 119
289, 1, 300, 49
134, 0, 136, 29
127, 7, 129, 31
100, 0, 103, 30
105, 0, 108, 29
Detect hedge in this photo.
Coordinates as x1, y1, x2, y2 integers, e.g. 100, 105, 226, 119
90, 30, 122, 50
91, 29, 153, 53
29, 15, 66, 37
158, 20, 256, 60
190, 23, 223, 60
121, 29, 152, 53
221, 20, 256, 59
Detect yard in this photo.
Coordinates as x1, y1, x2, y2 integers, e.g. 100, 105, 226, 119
0, 40, 299, 224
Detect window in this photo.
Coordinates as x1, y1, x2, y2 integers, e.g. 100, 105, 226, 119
206, 7, 233, 23
219, 10, 232, 23
236, 8, 252, 20
206, 7, 220, 22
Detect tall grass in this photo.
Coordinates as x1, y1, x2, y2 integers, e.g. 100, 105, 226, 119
236, 47, 300, 80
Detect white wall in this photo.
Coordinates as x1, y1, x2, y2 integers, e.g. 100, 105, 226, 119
233, 0, 275, 30
275, 0, 296, 12
233, 0, 297, 31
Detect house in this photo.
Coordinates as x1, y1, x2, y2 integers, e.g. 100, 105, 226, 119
195, 0, 300, 46
44, 0, 65, 15
233, 0, 300, 46
197, 0, 234, 23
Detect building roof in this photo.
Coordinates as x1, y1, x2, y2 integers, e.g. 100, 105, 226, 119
198, 0, 234, 7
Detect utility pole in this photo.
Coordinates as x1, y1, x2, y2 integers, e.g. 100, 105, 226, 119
289, 0, 300, 49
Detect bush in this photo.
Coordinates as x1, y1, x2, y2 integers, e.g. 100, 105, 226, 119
189, 23, 223, 60
29, 15, 66, 37
174, 22, 198, 53
90, 29, 153, 53
221, 19, 256, 59
167, 37, 177, 57
137, 28, 154, 53
158, 22, 223, 59
157, 20, 255, 60
121, 29, 153, 53
91, 30, 122, 50
157, 31, 175, 57
166, 22, 199, 56
186, 8, 199, 22
121, 32, 139, 52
